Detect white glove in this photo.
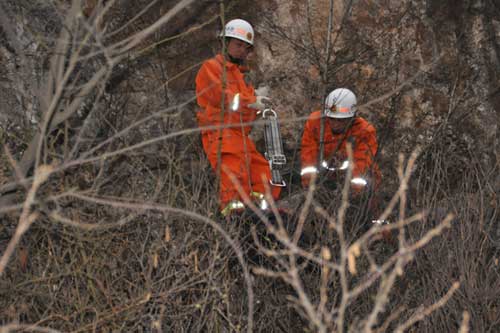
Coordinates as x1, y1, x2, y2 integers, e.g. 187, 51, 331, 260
248, 95, 271, 111
254, 85, 270, 97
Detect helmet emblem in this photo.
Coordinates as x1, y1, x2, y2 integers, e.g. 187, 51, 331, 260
234, 28, 247, 36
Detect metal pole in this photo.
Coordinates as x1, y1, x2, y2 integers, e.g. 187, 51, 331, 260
318, 0, 335, 167
215, 1, 226, 184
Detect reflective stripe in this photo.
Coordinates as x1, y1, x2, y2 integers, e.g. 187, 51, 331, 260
336, 106, 351, 113
231, 93, 240, 111
339, 160, 349, 170
250, 192, 269, 211
351, 177, 367, 186
250, 191, 264, 200
320, 160, 349, 171
320, 160, 332, 170
259, 199, 269, 211
300, 166, 318, 176
221, 200, 245, 216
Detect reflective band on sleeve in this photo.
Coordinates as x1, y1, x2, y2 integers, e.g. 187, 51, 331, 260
339, 160, 349, 170
351, 177, 367, 186
231, 93, 240, 111
300, 166, 318, 176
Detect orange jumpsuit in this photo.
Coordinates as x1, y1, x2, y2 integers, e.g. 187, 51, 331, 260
301, 111, 381, 191
195, 54, 281, 210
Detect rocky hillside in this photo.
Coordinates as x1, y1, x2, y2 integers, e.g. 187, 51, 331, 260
0, 1, 499, 332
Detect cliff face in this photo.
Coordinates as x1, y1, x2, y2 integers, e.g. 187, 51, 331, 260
247, 0, 499, 190
0, 1, 499, 331
1, 1, 498, 175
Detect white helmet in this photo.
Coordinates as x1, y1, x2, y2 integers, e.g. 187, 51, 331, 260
220, 19, 254, 45
324, 88, 357, 118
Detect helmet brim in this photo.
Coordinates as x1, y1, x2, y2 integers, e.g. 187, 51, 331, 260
324, 109, 355, 118
220, 33, 254, 46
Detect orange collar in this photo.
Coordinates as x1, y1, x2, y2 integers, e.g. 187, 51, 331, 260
216, 54, 236, 69
215, 54, 249, 72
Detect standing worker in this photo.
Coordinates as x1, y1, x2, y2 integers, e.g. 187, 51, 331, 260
300, 88, 381, 195
195, 19, 281, 217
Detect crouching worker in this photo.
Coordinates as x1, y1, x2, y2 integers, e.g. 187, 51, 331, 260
195, 19, 281, 218
300, 88, 381, 211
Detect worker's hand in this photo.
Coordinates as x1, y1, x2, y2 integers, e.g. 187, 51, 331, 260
248, 95, 271, 111
254, 85, 270, 97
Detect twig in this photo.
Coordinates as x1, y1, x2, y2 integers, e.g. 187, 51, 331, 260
394, 281, 460, 333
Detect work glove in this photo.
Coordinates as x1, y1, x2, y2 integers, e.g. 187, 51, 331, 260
254, 85, 270, 97
248, 95, 271, 111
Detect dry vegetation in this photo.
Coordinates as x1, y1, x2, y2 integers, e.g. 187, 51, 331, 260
0, 0, 499, 332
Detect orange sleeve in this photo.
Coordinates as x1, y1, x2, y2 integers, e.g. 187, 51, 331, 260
300, 114, 320, 187
195, 59, 256, 111
351, 125, 378, 178
301, 116, 319, 168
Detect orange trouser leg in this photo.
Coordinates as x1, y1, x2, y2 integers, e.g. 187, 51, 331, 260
248, 150, 281, 202
218, 153, 252, 208
207, 152, 282, 210
219, 151, 282, 209
202, 133, 282, 210
200, 135, 247, 209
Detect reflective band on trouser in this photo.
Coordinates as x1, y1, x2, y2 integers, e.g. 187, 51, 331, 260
259, 199, 269, 210
251, 192, 269, 211
250, 191, 264, 200
221, 200, 245, 217
300, 166, 318, 176
351, 177, 367, 186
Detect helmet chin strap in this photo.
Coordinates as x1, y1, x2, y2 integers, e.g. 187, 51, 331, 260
331, 127, 346, 135
228, 54, 244, 65
330, 116, 355, 134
